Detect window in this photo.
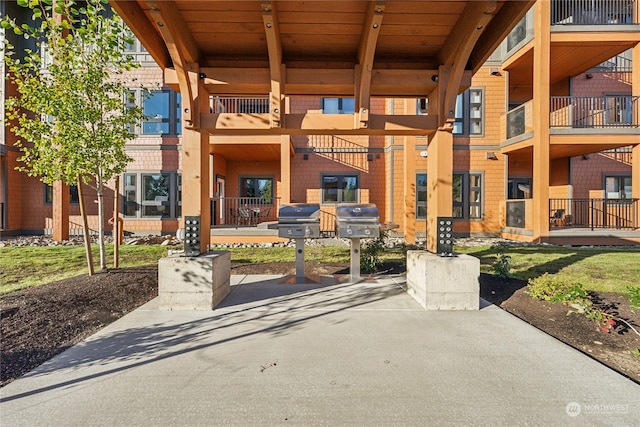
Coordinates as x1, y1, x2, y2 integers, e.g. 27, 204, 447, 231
452, 88, 484, 136
240, 177, 274, 204
322, 98, 355, 114
44, 184, 79, 204
453, 173, 483, 220
418, 89, 484, 135
507, 177, 532, 199
127, 89, 182, 135
605, 95, 632, 125
416, 173, 427, 219
322, 174, 359, 203
605, 175, 632, 199
142, 174, 170, 217
123, 172, 181, 218
143, 91, 170, 135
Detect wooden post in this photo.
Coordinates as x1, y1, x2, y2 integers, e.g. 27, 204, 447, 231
531, 0, 551, 243
426, 129, 454, 253
52, 181, 69, 241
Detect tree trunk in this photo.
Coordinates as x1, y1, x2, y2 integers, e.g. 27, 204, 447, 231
77, 177, 94, 276
113, 175, 120, 268
97, 187, 106, 270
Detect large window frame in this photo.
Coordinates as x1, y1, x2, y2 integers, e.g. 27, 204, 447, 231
453, 172, 483, 220
322, 98, 355, 114
44, 184, 79, 204
604, 174, 632, 199
239, 176, 274, 204
123, 172, 182, 219
416, 173, 427, 219
321, 174, 360, 204
127, 89, 182, 136
417, 88, 484, 136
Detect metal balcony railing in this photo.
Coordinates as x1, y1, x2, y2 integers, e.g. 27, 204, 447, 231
210, 97, 270, 114
550, 198, 639, 230
550, 96, 639, 128
211, 196, 280, 227
551, 0, 636, 25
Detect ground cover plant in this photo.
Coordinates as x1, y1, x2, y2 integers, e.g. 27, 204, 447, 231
1, 239, 638, 387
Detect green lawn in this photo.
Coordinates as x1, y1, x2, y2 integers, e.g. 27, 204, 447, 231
1, 243, 638, 295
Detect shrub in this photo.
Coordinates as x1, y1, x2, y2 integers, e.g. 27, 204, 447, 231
526, 273, 583, 302
527, 273, 616, 332
360, 230, 387, 273
627, 286, 640, 310
492, 253, 513, 278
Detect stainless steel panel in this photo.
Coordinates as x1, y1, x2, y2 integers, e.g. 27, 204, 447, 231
278, 203, 320, 223
336, 225, 380, 239
335, 203, 379, 223
277, 224, 320, 238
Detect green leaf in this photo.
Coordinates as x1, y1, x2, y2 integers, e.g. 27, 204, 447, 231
17, 0, 29, 7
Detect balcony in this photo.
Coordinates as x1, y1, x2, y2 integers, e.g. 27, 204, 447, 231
550, 96, 639, 128
210, 97, 270, 114
550, 198, 639, 229
503, 96, 638, 143
551, 0, 637, 25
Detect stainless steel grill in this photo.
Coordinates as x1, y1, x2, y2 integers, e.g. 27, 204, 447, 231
335, 203, 380, 239
277, 203, 321, 281
277, 203, 321, 239
335, 203, 381, 280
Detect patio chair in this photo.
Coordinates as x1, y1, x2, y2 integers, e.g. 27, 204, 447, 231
550, 209, 566, 227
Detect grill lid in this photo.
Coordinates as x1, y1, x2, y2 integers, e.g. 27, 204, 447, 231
278, 203, 321, 223
335, 203, 379, 224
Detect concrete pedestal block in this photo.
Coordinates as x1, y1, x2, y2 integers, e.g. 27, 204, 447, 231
406, 250, 480, 310
158, 251, 231, 310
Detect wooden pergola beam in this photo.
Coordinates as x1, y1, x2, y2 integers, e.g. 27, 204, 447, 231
147, 0, 202, 126
438, 1, 497, 125
261, 1, 284, 127
200, 113, 438, 136
165, 67, 449, 97
355, 1, 385, 128
110, 0, 171, 68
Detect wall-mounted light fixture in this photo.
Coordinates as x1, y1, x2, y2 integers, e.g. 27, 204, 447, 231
490, 68, 501, 76
486, 151, 498, 160
303, 154, 309, 160
199, 72, 206, 80
586, 73, 594, 79
431, 75, 439, 82
582, 154, 590, 160
367, 154, 373, 162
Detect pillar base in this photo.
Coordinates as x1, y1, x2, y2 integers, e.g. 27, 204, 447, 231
406, 250, 480, 310
158, 251, 231, 310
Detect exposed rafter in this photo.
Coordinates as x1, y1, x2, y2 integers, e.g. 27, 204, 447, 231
354, 1, 385, 129
261, 1, 284, 127
437, 1, 497, 126
468, 0, 536, 72
147, 1, 201, 126
109, 0, 171, 68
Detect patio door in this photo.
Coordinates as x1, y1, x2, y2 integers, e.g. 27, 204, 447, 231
216, 175, 226, 225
